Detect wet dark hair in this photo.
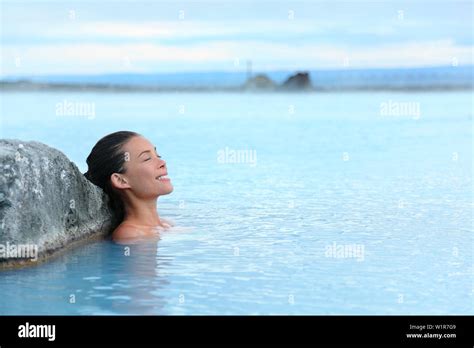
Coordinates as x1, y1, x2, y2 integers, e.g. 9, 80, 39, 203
84, 131, 140, 222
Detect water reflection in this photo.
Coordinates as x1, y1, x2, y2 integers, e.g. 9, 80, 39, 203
0, 236, 173, 315
103, 237, 173, 315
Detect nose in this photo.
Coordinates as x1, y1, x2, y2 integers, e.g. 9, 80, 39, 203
158, 158, 166, 168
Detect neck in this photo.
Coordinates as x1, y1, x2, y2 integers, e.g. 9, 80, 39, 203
123, 195, 162, 227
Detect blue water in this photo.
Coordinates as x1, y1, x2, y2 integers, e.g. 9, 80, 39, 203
0, 91, 472, 314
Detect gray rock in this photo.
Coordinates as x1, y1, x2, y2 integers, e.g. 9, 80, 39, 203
0, 139, 118, 269
244, 74, 277, 91
281, 72, 312, 90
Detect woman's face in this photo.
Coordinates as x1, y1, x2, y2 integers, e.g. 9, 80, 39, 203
118, 136, 173, 198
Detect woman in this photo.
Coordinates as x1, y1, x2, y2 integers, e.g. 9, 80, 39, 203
84, 131, 173, 242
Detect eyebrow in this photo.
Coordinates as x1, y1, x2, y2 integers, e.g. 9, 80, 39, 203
138, 146, 157, 158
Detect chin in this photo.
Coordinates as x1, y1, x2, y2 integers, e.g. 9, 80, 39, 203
160, 184, 173, 196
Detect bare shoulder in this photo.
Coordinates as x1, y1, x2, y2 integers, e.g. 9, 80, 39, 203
112, 223, 146, 242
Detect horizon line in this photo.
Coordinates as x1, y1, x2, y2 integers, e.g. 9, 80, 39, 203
2, 64, 472, 80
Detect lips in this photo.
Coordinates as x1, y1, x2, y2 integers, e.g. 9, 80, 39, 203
156, 173, 170, 182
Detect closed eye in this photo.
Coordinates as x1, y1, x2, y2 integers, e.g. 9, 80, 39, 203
144, 153, 161, 162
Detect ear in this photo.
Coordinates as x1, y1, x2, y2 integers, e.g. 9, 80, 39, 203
110, 173, 131, 190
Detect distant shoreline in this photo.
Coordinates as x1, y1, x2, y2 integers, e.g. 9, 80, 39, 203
1, 81, 472, 93
2, 66, 472, 92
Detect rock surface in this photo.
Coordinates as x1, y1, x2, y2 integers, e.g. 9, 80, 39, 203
281, 72, 312, 90
244, 74, 277, 90
0, 139, 117, 269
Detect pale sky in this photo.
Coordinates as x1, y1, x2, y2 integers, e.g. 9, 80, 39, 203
1, 0, 472, 76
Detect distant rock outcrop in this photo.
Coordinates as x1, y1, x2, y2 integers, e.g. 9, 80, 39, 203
0, 139, 118, 269
281, 72, 312, 90
244, 74, 277, 90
